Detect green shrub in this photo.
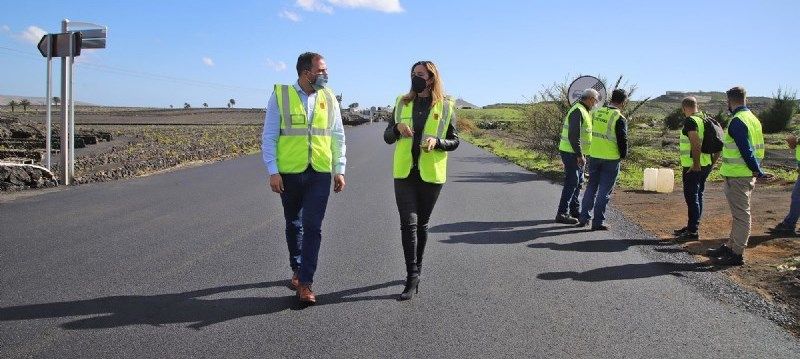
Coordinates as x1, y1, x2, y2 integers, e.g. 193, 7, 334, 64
714, 109, 731, 129
663, 108, 684, 130
759, 88, 797, 133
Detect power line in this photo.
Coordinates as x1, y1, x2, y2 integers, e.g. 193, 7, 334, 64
0, 45, 269, 93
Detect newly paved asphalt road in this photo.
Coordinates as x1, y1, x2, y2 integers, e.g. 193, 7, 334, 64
1, 123, 798, 358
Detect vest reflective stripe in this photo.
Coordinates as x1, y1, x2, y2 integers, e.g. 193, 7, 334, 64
723, 142, 765, 150
587, 106, 621, 160
559, 102, 592, 153
392, 95, 454, 184
679, 113, 712, 167
720, 109, 765, 177
275, 84, 335, 174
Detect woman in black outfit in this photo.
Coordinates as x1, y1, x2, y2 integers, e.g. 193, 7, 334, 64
384, 60, 459, 300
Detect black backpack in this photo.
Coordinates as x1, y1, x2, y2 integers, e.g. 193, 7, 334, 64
701, 115, 724, 154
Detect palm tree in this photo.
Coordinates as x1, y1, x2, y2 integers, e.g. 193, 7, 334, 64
203, 102, 208, 108
169, 105, 174, 109
53, 97, 60, 106
228, 98, 235, 108
184, 102, 191, 109
19, 99, 31, 112
8, 100, 18, 112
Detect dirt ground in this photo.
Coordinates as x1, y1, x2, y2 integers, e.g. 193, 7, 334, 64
613, 181, 800, 333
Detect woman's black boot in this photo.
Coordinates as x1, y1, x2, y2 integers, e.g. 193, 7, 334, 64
399, 276, 420, 301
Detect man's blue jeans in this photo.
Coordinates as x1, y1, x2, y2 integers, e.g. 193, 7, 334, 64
558, 151, 584, 217
780, 174, 800, 228
280, 168, 331, 284
579, 157, 620, 227
682, 165, 712, 232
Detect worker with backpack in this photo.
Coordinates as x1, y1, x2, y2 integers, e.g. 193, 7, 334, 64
674, 96, 722, 240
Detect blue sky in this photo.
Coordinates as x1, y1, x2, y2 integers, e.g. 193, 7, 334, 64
1, 0, 798, 108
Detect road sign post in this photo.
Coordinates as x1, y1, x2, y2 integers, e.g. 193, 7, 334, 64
37, 19, 106, 185
45, 35, 52, 171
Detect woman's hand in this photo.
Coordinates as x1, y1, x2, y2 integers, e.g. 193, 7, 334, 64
397, 123, 413, 137
422, 137, 437, 152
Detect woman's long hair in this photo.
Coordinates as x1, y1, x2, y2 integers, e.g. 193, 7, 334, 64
402, 60, 445, 105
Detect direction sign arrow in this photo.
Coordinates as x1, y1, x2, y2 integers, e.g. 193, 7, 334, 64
37, 33, 82, 57
37, 35, 53, 57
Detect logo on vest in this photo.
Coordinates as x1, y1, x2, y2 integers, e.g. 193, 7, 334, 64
434, 113, 440, 120
319, 101, 326, 109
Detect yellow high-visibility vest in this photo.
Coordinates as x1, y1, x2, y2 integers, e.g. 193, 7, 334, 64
274, 84, 335, 174
587, 106, 621, 160
392, 95, 455, 184
720, 109, 765, 177
679, 113, 712, 167
559, 102, 592, 154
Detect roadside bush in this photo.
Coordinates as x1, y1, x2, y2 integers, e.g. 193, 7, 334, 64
759, 88, 797, 133
456, 117, 477, 133
663, 108, 684, 130
516, 75, 651, 158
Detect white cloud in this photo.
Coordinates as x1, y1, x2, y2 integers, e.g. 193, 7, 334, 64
19, 25, 47, 44
1, 25, 10, 32
266, 58, 287, 72
328, 0, 403, 13
202, 57, 214, 66
296, 0, 403, 14
279, 10, 302, 22
297, 0, 334, 14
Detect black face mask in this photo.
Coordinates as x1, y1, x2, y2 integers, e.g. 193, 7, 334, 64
411, 75, 428, 93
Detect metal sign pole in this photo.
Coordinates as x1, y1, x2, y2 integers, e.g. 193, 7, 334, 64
69, 48, 75, 180
60, 19, 70, 185
45, 35, 52, 171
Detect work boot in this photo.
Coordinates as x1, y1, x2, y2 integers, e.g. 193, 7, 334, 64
711, 252, 744, 266
555, 213, 579, 225
675, 229, 699, 240
673, 227, 689, 236
705, 244, 734, 258
297, 284, 317, 305
768, 222, 797, 236
591, 224, 609, 231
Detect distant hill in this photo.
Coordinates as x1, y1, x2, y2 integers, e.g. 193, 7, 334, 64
0, 94, 96, 106
455, 98, 479, 109
643, 91, 776, 117
651, 91, 772, 104
483, 102, 527, 109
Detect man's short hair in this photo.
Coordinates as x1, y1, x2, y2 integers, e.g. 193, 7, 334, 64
580, 88, 599, 101
726, 86, 746, 103
610, 89, 628, 104
681, 96, 697, 109
296, 52, 323, 76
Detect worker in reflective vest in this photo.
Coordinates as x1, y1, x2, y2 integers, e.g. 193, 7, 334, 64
262, 52, 347, 305
706, 86, 769, 266
555, 88, 598, 224
384, 60, 459, 300
578, 89, 629, 231
768, 121, 800, 236
674, 96, 719, 240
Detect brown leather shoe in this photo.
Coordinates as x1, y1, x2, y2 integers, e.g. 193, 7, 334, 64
297, 284, 316, 304
290, 273, 300, 290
